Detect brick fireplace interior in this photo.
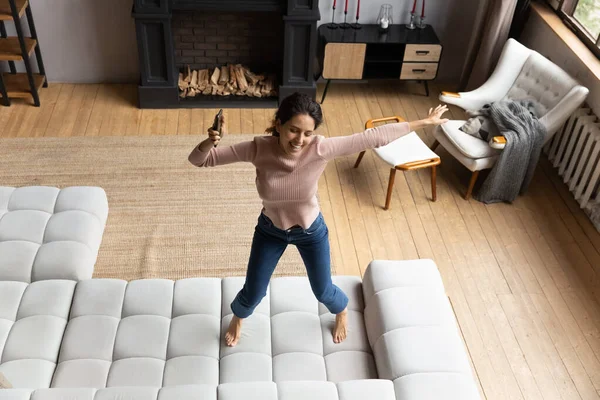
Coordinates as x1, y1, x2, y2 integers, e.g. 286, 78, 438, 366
173, 12, 283, 72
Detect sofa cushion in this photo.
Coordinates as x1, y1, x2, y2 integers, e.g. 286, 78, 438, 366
0, 281, 76, 389
0, 187, 108, 283
52, 278, 222, 389
394, 373, 482, 399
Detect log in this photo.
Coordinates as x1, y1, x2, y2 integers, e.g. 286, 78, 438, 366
228, 64, 237, 87
210, 67, 221, 86
234, 65, 248, 92
190, 70, 198, 89
199, 69, 209, 90
185, 65, 192, 82
260, 77, 272, 95
218, 66, 230, 85
178, 73, 188, 91
244, 68, 264, 85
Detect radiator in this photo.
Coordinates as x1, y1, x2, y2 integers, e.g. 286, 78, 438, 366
544, 108, 600, 212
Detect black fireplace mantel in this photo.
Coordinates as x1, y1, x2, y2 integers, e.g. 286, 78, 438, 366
132, 0, 320, 108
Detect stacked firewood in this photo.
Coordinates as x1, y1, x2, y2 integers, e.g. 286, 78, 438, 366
178, 64, 277, 98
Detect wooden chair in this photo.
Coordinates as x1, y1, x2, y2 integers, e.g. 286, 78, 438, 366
354, 116, 441, 210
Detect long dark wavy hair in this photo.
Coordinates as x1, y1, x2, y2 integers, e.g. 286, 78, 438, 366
266, 92, 323, 137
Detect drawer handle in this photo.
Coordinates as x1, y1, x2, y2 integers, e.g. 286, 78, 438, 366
416, 50, 430, 55
412, 69, 426, 73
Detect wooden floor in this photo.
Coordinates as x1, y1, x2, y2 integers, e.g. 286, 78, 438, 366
3, 81, 600, 400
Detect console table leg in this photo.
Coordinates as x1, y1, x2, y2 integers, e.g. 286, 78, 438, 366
424, 81, 429, 97
321, 80, 331, 104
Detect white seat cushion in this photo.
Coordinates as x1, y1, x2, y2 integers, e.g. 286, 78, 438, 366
434, 127, 499, 172
438, 121, 501, 159
0, 281, 76, 389
373, 132, 439, 167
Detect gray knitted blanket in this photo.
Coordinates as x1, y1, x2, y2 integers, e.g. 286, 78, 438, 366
474, 100, 547, 204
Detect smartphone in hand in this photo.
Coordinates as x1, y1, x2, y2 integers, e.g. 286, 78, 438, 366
212, 109, 223, 147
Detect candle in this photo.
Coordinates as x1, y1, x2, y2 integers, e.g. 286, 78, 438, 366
356, 0, 360, 18
411, 0, 417, 13
381, 18, 389, 29
344, 0, 348, 13
333, 0, 336, 8
421, 0, 425, 17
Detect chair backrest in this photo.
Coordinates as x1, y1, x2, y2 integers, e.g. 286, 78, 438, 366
502, 52, 580, 119
444, 38, 589, 140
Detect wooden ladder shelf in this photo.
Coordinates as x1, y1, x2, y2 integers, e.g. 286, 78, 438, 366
0, 0, 47, 106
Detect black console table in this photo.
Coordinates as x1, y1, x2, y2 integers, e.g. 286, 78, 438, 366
318, 24, 442, 103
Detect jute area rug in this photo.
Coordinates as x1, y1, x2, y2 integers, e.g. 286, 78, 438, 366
0, 134, 329, 280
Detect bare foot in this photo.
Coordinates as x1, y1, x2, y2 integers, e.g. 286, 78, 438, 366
225, 315, 243, 347
333, 308, 348, 343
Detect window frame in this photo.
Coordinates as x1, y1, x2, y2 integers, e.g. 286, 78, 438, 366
551, 0, 600, 58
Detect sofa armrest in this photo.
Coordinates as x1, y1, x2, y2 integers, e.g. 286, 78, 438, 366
362, 260, 481, 400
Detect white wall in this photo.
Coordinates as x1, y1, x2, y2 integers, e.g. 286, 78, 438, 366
3, 0, 476, 84
3, 0, 139, 83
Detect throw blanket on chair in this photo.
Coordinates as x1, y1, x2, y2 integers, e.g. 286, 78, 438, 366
474, 100, 546, 204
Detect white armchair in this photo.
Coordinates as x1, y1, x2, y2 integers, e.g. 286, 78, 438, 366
433, 38, 589, 199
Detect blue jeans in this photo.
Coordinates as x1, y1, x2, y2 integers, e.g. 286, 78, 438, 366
231, 212, 349, 318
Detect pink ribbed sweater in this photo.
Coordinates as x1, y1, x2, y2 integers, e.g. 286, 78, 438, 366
189, 122, 411, 230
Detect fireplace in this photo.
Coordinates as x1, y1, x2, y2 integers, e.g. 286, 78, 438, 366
132, 0, 320, 109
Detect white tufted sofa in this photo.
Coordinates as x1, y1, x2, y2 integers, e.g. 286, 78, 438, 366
0, 186, 481, 400
434, 38, 589, 199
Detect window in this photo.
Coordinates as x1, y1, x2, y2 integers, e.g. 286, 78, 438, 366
552, 0, 600, 57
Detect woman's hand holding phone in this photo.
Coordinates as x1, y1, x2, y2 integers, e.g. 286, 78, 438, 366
207, 109, 225, 147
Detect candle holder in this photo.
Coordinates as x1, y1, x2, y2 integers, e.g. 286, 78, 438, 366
406, 12, 416, 30
376, 4, 393, 33
351, 16, 361, 29
340, 11, 351, 29
418, 15, 427, 29
326, 6, 339, 29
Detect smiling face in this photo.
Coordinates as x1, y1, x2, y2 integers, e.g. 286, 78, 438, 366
276, 113, 317, 155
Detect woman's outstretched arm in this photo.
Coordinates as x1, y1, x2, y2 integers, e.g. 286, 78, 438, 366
318, 105, 449, 161
188, 114, 257, 167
